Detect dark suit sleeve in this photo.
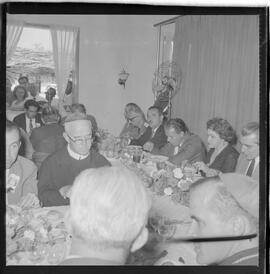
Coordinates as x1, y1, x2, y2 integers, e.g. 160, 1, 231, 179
151, 142, 174, 157
130, 127, 152, 146
37, 157, 69, 207
220, 152, 239, 173
150, 126, 167, 150
170, 138, 205, 166
13, 114, 26, 132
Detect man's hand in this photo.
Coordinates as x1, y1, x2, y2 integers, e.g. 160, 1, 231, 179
143, 142, 154, 152
59, 185, 72, 199
193, 161, 208, 173
19, 193, 40, 209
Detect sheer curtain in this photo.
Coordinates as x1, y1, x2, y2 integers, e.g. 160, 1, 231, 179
6, 20, 24, 63
172, 15, 259, 147
50, 25, 78, 114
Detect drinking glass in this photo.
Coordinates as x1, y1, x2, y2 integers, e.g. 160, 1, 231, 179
47, 243, 66, 265
133, 147, 142, 163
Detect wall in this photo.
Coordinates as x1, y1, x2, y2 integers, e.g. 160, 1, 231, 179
8, 14, 174, 135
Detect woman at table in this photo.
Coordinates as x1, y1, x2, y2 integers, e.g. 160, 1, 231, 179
30, 106, 66, 169
9, 85, 28, 111
193, 117, 239, 176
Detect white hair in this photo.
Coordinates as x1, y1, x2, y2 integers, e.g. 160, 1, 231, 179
190, 177, 258, 231
69, 166, 151, 250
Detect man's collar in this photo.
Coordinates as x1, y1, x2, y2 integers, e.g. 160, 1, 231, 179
67, 144, 89, 160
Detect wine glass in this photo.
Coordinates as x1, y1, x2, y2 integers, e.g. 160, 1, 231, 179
47, 243, 66, 265
157, 217, 176, 240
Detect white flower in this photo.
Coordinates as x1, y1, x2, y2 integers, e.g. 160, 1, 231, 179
177, 179, 190, 191
164, 187, 173, 196
23, 230, 35, 241
173, 168, 183, 179
39, 227, 48, 238
7, 174, 20, 192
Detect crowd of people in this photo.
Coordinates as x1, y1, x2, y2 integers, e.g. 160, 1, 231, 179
6, 76, 260, 266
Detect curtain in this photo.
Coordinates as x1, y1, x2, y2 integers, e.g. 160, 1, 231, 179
172, 15, 259, 148
50, 25, 78, 115
6, 20, 24, 63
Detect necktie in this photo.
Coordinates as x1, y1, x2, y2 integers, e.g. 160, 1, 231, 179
246, 159, 255, 177
29, 119, 34, 132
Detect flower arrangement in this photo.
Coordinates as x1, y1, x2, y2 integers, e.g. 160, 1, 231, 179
6, 206, 68, 259
96, 128, 121, 156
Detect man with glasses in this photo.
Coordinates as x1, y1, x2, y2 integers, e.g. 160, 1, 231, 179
6, 120, 39, 207
37, 113, 111, 207
236, 122, 259, 181
188, 173, 258, 265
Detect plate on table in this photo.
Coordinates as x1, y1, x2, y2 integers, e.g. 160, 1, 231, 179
127, 145, 142, 150
148, 155, 169, 163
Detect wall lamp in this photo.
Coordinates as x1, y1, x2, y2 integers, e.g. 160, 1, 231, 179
118, 69, 129, 88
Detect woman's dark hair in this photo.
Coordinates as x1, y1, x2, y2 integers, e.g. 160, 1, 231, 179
12, 85, 28, 100
24, 99, 40, 111
165, 118, 189, 134
207, 117, 237, 145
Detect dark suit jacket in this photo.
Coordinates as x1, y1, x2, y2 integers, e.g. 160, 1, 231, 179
153, 133, 206, 166
206, 145, 239, 173
130, 124, 167, 150
149, 125, 168, 150
236, 154, 259, 182
130, 126, 152, 147
13, 113, 43, 132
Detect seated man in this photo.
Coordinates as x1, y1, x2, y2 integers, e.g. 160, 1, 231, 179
13, 99, 43, 134
153, 118, 206, 166
27, 83, 44, 102
236, 122, 259, 181
119, 103, 141, 140
189, 173, 258, 265
60, 166, 151, 265
6, 120, 39, 208
142, 106, 167, 152
45, 87, 59, 109
126, 105, 151, 147
37, 113, 111, 207
30, 106, 66, 169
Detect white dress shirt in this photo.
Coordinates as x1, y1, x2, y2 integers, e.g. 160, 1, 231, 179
245, 156, 259, 176
25, 115, 40, 133
67, 144, 89, 160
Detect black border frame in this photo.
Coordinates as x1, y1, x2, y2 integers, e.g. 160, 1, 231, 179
0, 3, 268, 274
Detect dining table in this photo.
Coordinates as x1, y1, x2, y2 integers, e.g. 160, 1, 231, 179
6, 149, 200, 266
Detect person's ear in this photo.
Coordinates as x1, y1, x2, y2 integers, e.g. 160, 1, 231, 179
63, 132, 70, 144
231, 215, 249, 235
130, 227, 149, 253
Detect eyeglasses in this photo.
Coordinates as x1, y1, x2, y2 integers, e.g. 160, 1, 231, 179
127, 116, 139, 123
66, 133, 93, 145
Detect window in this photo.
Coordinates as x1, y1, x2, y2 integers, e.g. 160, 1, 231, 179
7, 22, 79, 103
7, 26, 57, 98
